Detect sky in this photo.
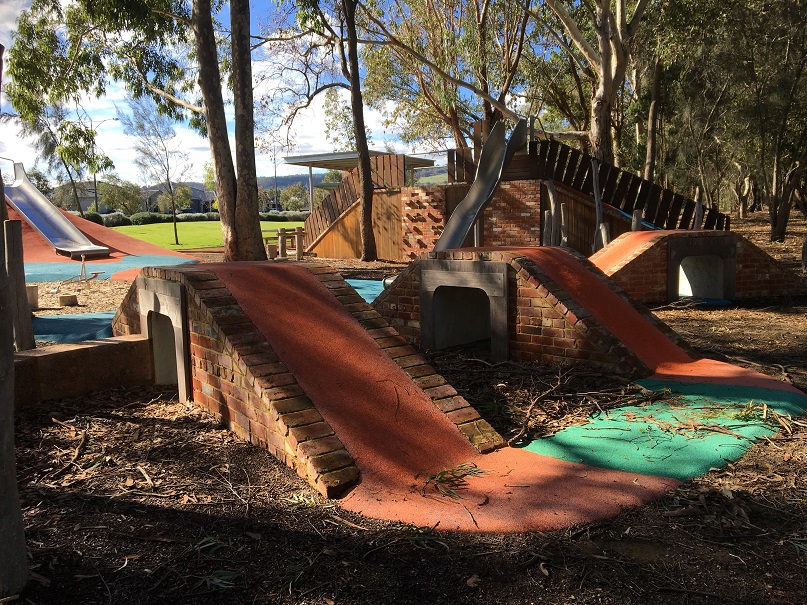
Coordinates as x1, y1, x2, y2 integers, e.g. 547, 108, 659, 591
0, 1, 408, 188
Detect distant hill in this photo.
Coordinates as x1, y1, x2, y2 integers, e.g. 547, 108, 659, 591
257, 173, 326, 190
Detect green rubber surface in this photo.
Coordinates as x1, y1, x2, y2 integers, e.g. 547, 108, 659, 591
523, 381, 807, 481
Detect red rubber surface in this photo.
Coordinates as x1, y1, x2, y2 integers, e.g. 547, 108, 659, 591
209, 262, 678, 532
6, 201, 195, 274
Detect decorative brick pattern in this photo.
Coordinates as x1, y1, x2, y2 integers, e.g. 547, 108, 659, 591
112, 262, 504, 498
401, 186, 451, 259
401, 181, 544, 260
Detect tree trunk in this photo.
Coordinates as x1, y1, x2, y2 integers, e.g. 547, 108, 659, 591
231, 0, 265, 261
168, 181, 179, 246
192, 0, 265, 262
589, 92, 614, 164
0, 116, 29, 598
643, 59, 662, 182
343, 0, 377, 262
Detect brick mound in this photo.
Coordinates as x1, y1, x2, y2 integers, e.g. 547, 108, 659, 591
113, 262, 504, 498
112, 260, 677, 532
374, 247, 694, 376
589, 230, 807, 303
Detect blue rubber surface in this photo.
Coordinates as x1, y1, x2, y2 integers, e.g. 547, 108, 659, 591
32, 312, 117, 343
346, 278, 384, 303
24, 255, 197, 282
523, 380, 807, 481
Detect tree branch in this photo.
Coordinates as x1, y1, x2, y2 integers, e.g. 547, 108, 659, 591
539, 0, 600, 69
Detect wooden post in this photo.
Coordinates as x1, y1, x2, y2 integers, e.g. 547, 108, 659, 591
0, 39, 30, 594
4, 221, 35, 351
546, 181, 561, 246
295, 227, 304, 260
632, 208, 643, 231
591, 158, 605, 251
560, 203, 568, 247
278, 228, 287, 259
694, 199, 704, 230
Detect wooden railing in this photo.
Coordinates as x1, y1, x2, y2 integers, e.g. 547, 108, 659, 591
528, 140, 730, 232
447, 135, 730, 233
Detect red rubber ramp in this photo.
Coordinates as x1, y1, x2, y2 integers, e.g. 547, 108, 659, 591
505, 247, 692, 370
210, 263, 677, 532
6, 201, 196, 264
589, 230, 668, 274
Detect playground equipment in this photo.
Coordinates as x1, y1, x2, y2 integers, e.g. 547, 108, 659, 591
434, 118, 528, 251
4, 162, 109, 259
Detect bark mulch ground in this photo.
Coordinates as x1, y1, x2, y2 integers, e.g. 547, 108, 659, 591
13, 213, 807, 604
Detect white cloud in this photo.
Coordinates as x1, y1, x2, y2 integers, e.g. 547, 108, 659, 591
0, 0, 412, 190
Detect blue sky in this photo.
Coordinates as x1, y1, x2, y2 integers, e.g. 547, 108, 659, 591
0, 1, 405, 187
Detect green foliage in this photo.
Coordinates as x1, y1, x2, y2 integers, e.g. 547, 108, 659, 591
101, 211, 132, 227
97, 176, 143, 214
279, 182, 308, 211
323, 87, 372, 151
28, 168, 54, 197
155, 185, 192, 213
130, 212, 172, 225
258, 211, 310, 222
205, 212, 221, 221
82, 211, 104, 225
175, 212, 210, 222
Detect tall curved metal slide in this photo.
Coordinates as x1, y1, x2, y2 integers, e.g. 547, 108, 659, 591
5, 162, 109, 259
434, 118, 528, 251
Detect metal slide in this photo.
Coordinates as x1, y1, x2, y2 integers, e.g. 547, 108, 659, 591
4, 162, 109, 259
434, 118, 528, 251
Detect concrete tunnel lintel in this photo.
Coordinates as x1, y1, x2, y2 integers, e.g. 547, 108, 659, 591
137, 276, 191, 402
667, 234, 737, 302
420, 260, 509, 361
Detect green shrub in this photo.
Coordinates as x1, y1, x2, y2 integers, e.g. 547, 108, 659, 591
205, 212, 220, 221
259, 211, 310, 222
176, 212, 209, 222
83, 211, 104, 225
130, 212, 171, 225
101, 212, 132, 227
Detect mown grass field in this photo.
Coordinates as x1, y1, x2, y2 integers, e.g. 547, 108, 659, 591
113, 220, 305, 250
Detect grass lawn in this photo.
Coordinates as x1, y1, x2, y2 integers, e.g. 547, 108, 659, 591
112, 220, 305, 250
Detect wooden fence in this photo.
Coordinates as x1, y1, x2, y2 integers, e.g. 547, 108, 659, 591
447, 136, 730, 233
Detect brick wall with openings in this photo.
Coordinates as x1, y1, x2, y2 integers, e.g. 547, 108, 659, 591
401, 180, 544, 260
401, 186, 450, 259
374, 249, 659, 375
596, 231, 806, 304
113, 263, 503, 497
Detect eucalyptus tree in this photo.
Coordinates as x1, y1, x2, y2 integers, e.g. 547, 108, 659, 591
6, 0, 266, 260
257, 0, 379, 260
120, 95, 191, 244
524, 0, 649, 164
361, 0, 532, 150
